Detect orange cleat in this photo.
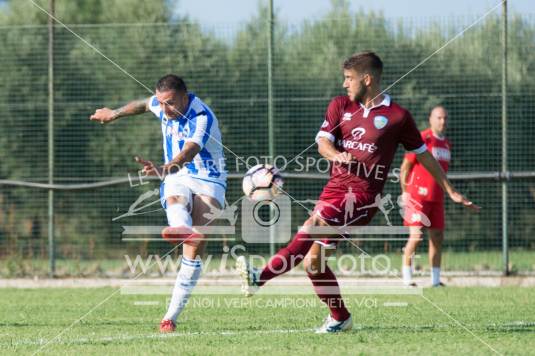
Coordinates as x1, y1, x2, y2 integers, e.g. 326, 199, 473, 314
161, 226, 193, 244
161, 226, 203, 246
159, 319, 176, 333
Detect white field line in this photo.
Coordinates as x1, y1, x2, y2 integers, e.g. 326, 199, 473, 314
7, 328, 314, 347
9, 319, 526, 348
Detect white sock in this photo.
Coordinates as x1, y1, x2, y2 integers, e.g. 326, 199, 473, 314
402, 265, 412, 285
431, 267, 441, 286
163, 257, 202, 322
166, 204, 192, 228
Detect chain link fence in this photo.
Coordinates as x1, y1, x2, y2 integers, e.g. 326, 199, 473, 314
0, 5, 534, 277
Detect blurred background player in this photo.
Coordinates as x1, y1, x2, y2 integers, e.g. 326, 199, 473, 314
237, 52, 479, 333
400, 106, 451, 287
90, 74, 226, 332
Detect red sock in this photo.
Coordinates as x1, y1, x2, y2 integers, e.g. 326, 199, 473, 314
258, 232, 313, 286
308, 266, 350, 322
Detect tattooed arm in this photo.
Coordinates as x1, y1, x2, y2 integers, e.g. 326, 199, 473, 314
89, 98, 150, 124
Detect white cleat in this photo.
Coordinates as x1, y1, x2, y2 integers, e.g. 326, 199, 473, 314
236, 256, 260, 297
315, 315, 353, 334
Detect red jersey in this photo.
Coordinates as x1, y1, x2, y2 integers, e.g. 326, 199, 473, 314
404, 128, 451, 202
315, 95, 426, 198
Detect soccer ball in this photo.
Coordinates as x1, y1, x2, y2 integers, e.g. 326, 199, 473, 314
242, 164, 284, 201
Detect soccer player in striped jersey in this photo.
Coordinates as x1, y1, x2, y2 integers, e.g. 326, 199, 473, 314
90, 74, 226, 333
400, 106, 451, 287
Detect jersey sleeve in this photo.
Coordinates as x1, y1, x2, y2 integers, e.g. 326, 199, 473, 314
399, 112, 426, 154
404, 152, 417, 164
148, 95, 162, 119
315, 98, 341, 143
404, 131, 426, 163
185, 112, 213, 149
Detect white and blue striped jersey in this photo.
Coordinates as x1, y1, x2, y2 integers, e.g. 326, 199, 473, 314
148, 93, 227, 188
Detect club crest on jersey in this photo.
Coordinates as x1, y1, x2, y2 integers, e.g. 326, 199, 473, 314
343, 112, 352, 121
373, 115, 388, 129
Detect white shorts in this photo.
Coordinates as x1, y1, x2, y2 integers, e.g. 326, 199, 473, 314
161, 174, 226, 209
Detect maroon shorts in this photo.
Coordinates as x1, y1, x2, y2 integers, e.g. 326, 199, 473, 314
312, 186, 377, 247
402, 200, 445, 230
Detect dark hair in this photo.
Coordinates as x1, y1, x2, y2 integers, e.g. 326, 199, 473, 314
429, 105, 447, 117
156, 74, 187, 93
343, 51, 383, 80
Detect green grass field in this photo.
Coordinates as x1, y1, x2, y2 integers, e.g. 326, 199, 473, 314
1, 287, 534, 355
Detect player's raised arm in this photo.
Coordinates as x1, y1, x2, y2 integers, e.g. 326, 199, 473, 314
89, 97, 150, 124
416, 150, 480, 211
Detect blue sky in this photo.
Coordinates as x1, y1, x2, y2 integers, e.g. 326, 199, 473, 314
175, 0, 534, 25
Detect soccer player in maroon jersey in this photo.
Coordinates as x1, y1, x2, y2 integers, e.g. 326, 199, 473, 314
400, 106, 452, 287
237, 52, 479, 333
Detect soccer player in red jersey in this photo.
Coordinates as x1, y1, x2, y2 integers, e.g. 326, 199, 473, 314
400, 106, 451, 287
237, 52, 479, 333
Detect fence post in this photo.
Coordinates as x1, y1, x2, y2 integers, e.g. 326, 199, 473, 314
501, 0, 509, 276
47, 0, 56, 277
267, 0, 276, 256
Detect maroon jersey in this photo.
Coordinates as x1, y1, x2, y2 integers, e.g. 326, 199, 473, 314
315, 95, 426, 198
404, 128, 451, 202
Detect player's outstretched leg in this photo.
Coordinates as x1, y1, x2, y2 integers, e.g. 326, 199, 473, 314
160, 194, 218, 332
304, 242, 352, 333
161, 253, 203, 332
236, 255, 260, 297
161, 200, 194, 244
236, 229, 314, 297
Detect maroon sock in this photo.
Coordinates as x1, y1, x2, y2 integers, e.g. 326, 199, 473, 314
308, 266, 350, 322
258, 232, 313, 286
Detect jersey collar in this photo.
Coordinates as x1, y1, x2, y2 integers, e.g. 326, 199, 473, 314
182, 93, 195, 118
432, 131, 446, 140
163, 93, 195, 121
359, 94, 391, 118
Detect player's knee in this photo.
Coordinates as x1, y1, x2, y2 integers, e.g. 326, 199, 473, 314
429, 230, 444, 245
300, 215, 326, 234
303, 256, 319, 275
166, 195, 189, 207
407, 229, 423, 244
408, 233, 423, 244
404, 235, 421, 255
304, 250, 325, 275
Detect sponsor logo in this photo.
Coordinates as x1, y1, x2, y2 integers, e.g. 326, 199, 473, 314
431, 147, 451, 162
166, 124, 187, 140
351, 127, 366, 140
343, 112, 353, 121
373, 115, 388, 129
410, 213, 422, 223
338, 127, 377, 153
